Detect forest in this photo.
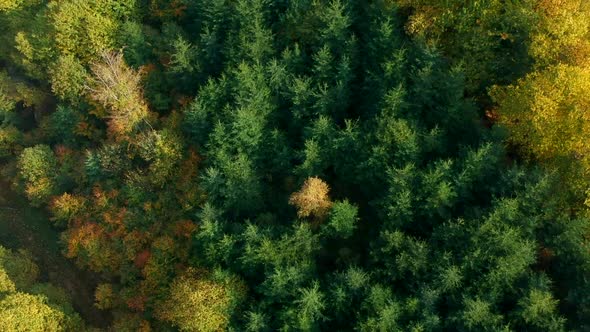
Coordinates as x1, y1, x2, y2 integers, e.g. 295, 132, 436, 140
1, 0, 590, 331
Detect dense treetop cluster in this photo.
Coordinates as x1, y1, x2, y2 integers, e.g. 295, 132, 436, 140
1, 0, 590, 331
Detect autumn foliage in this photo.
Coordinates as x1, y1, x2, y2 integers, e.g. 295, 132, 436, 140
86, 52, 149, 136
289, 177, 333, 222
155, 268, 237, 332
3, 0, 590, 331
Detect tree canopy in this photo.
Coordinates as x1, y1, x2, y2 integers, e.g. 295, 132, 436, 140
0, 0, 589, 331
0, 246, 83, 332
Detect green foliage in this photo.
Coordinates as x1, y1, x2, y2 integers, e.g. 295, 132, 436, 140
325, 200, 358, 238
1, 1, 590, 331
169, 37, 199, 73
17, 145, 58, 206
0, 86, 16, 115
228, 0, 274, 64
138, 129, 184, 187
0, 71, 44, 116
0, 246, 83, 331
50, 0, 136, 62
0, 247, 38, 290
294, 281, 326, 330
0, 126, 21, 159
0, 269, 16, 293
41, 106, 81, 146
202, 152, 263, 217
48, 55, 88, 102
458, 297, 506, 331
517, 288, 565, 331
398, 0, 537, 93
118, 21, 152, 67
29, 283, 77, 316
0, 0, 26, 12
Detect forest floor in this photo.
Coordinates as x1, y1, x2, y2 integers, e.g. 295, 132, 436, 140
0, 180, 111, 329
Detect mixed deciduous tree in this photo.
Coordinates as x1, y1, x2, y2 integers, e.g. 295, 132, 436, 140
48, 55, 88, 103
86, 51, 149, 136
17, 145, 58, 206
492, 65, 590, 197
0, 246, 83, 331
0, 292, 68, 332
492, 1, 590, 203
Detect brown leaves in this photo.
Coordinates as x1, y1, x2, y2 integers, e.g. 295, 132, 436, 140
134, 250, 151, 269
173, 220, 197, 238
126, 295, 147, 312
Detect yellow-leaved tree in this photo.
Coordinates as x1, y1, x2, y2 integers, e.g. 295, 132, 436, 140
492, 65, 590, 196
0, 246, 83, 331
49, 0, 136, 63
289, 177, 333, 223
492, 0, 590, 203
529, 0, 590, 68
155, 268, 244, 332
